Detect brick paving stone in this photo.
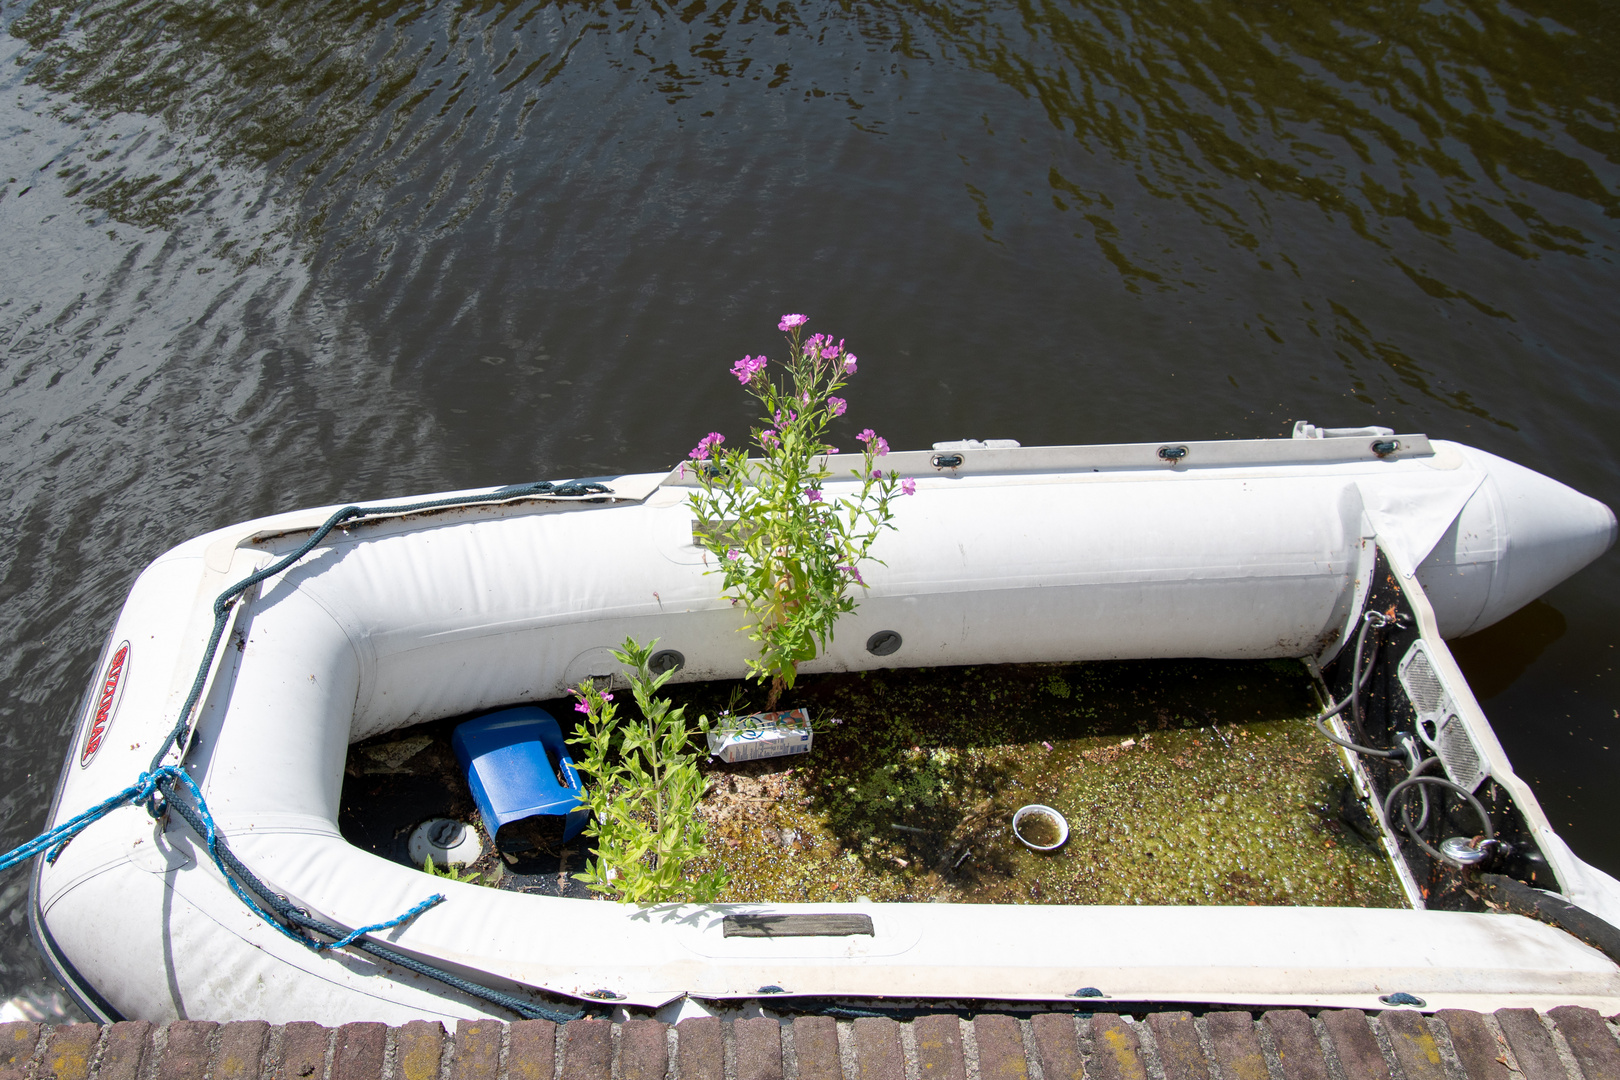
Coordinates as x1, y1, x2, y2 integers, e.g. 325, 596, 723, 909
1492, 1010, 1566, 1080
32, 1007, 1617, 1080
616, 1020, 664, 1080
1375, 1012, 1444, 1080
1145, 1013, 1206, 1080
1087, 1015, 1147, 1080
453, 1022, 502, 1080
1260, 1011, 1328, 1080
0, 1024, 40, 1080
910, 1017, 964, 1080
280, 1023, 331, 1080
677, 1017, 723, 1080
973, 1016, 1026, 1080
1205, 1013, 1267, 1080
559, 1019, 611, 1080
331, 1024, 386, 1080
215, 1022, 270, 1080
1437, 1011, 1509, 1080
40, 1024, 100, 1080
1318, 1012, 1389, 1080
1029, 1015, 1082, 1080
732, 1019, 780, 1080
1547, 1007, 1620, 1080
394, 1023, 446, 1080
791, 1017, 840, 1080
96, 1024, 153, 1080
852, 1019, 903, 1080
159, 1022, 218, 1080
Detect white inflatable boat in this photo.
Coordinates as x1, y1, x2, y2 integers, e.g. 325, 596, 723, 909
29, 427, 1620, 1022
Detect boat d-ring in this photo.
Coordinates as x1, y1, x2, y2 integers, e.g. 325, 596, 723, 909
1157, 445, 1189, 464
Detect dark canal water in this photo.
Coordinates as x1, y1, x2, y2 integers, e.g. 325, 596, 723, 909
0, 0, 1616, 1013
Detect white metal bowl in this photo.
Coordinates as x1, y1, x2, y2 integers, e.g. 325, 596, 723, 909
1012, 804, 1069, 852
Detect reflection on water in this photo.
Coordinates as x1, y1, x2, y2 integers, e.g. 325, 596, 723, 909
0, 0, 1616, 1007
14, 0, 1615, 263
1451, 599, 1569, 701
9, 0, 1616, 439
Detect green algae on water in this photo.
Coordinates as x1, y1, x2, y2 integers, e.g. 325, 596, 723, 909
673, 658, 1407, 909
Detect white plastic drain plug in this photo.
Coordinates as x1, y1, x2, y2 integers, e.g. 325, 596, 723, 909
408, 818, 484, 867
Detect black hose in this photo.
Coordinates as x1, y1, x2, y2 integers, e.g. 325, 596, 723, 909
1401, 753, 1437, 832
1311, 609, 1501, 871
1313, 611, 1400, 758
1383, 773, 1494, 866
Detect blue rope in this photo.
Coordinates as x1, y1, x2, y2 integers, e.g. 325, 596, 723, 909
6, 479, 607, 1023
0, 764, 444, 950
318, 894, 446, 952
156, 777, 576, 1022
153, 767, 445, 953
0, 768, 177, 875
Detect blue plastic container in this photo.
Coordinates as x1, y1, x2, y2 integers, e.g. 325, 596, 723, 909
451, 706, 589, 844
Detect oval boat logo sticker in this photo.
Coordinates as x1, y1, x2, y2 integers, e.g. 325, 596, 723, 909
79, 641, 131, 768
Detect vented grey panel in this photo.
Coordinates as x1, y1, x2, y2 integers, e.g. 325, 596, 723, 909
1401, 647, 1446, 714
1397, 640, 1488, 793
1437, 715, 1482, 789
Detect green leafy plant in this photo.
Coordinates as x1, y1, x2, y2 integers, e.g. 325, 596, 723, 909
568, 638, 728, 904
688, 314, 913, 707
421, 854, 489, 885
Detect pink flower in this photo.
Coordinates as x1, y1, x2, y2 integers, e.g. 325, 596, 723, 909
731, 354, 768, 384
689, 432, 726, 461
759, 428, 779, 447
901, 477, 916, 495
778, 313, 808, 332
843, 354, 857, 375
821, 339, 844, 360
774, 408, 797, 426
727, 548, 742, 561
1042, 741, 1054, 752
575, 700, 590, 714
828, 396, 847, 417
805, 488, 823, 503
872, 469, 883, 479
840, 565, 865, 586
858, 429, 889, 456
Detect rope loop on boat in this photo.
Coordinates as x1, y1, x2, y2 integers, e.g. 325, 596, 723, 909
145, 768, 447, 952
152, 773, 577, 1020
150, 478, 614, 774
0, 766, 180, 875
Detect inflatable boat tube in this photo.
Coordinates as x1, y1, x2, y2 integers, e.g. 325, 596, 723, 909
31, 432, 1620, 1021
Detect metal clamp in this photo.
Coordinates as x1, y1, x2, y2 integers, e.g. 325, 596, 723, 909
931, 453, 964, 469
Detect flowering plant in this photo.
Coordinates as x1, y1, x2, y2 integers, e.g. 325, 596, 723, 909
568, 638, 727, 904
689, 314, 911, 707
